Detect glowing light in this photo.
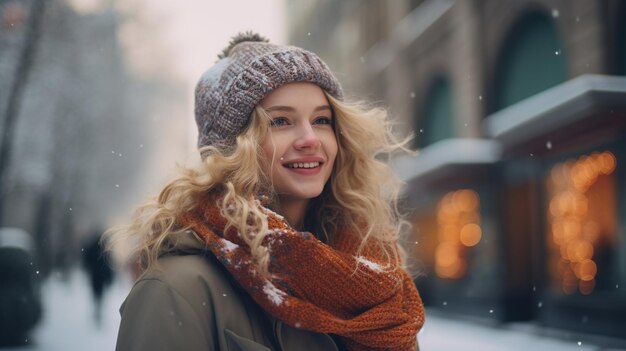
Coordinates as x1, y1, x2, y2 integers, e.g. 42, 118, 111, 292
434, 189, 482, 279
460, 224, 482, 247
571, 240, 594, 262
579, 279, 595, 295
598, 151, 616, 174
577, 259, 597, 281
546, 150, 616, 295
453, 189, 479, 212
435, 243, 459, 267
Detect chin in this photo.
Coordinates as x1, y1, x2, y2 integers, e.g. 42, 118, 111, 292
296, 190, 324, 200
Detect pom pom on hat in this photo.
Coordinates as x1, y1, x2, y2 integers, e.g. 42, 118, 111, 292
218, 31, 269, 60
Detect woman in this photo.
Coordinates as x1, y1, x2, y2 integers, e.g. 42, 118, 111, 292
108, 32, 424, 351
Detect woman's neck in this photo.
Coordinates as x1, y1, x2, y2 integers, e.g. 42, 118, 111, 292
274, 198, 309, 231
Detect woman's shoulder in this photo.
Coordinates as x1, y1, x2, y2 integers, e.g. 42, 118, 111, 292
136, 231, 223, 297
116, 232, 221, 350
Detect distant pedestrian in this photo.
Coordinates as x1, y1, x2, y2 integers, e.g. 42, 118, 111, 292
82, 231, 114, 326
107, 32, 424, 350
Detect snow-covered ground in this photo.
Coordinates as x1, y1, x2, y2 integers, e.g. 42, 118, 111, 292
1, 266, 624, 351
1, 267, 130, 351
419, 311, 626, 351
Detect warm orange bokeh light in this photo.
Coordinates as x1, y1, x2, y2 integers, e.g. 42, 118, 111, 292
435, 243, 459, 267
579, 279, 596, 295
576, 259, 597, 281
453, 189, 479, 212
434, 189, 482, 279
546, 150, 616, 295
460, 223, 482, 247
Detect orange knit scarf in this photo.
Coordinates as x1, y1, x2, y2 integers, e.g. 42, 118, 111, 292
178, 200, 424, 351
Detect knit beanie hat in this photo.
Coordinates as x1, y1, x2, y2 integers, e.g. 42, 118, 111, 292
194, 32, 343, 150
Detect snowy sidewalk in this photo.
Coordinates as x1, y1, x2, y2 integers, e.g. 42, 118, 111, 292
419, 310, 626, 351
0, 267, 130, 351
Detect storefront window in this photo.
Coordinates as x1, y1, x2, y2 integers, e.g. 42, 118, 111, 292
434, 189, 482, 279
546, 151, 617, 295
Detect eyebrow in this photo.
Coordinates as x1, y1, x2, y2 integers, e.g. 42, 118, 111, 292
265, 105, 331, 113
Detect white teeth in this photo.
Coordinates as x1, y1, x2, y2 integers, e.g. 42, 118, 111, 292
285, 162, 320, 169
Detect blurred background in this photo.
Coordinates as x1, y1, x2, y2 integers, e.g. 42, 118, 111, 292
1, 0, 625, 350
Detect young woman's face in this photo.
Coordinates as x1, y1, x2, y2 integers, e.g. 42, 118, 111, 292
260, 82, 338, 203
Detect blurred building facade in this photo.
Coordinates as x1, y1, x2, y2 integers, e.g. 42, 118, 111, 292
0, 0, 187, 276
288, 0, 626, 342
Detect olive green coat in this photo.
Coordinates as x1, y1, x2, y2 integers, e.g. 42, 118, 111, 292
115, 231, 342, 351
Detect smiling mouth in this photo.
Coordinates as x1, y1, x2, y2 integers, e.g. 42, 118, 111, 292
284, 162, 321, 169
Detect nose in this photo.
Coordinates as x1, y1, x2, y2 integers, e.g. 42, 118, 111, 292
293, 124, 321, 150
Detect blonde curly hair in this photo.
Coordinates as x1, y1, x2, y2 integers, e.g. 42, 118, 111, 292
105, 92, 411, 277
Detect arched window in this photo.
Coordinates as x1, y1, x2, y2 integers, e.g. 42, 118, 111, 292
415, 76, 455, 148
494, 11, 566, 112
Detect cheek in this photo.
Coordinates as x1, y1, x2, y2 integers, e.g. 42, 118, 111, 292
323, 132, 338, 164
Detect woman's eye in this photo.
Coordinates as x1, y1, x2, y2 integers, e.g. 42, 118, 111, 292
314, 117, 333, 125
270, 117, 288, 127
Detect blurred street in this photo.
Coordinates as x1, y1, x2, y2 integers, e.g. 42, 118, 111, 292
0, 266, 624, 351
0, 267, 130, 351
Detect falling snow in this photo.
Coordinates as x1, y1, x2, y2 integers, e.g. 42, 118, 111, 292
263, 281, 286, 305
546, 141, 552, 149
551, 9, 559, 18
